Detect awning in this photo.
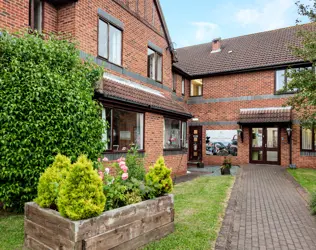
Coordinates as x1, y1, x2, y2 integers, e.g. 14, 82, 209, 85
239, 107, 292, 124
96, 73, 193, 119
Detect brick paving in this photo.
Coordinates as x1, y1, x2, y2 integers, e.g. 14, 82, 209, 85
218, 164, 316, 250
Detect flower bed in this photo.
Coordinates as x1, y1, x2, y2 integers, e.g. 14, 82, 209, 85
24, 194, 174, 250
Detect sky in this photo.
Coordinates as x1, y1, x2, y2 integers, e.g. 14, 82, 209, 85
160, 0, 311, 49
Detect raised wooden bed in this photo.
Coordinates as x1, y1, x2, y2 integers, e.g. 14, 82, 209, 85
24, 194, 174, 250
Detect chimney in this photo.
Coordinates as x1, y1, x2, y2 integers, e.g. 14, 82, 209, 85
211, 37, 221, 53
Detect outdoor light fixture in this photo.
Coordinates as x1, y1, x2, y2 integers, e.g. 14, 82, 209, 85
237, 127, 244, 143
286, 127, 292, 144
192, 117, 199, 122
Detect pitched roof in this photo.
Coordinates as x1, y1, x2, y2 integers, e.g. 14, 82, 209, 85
97, 73, 192, 118
174, 23, 316, 77
239, 107, 292, 124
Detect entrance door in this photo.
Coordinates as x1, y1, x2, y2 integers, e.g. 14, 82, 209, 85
250, 127, 280, 164
189, 126, 202, 161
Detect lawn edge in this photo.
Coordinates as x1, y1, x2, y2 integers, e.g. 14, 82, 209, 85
214, 166, 242, 250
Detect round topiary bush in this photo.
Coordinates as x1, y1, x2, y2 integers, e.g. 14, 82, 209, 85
0, 31, 105, 211
145, 156, 173, 198
57, 155, 106, 220
35, 154, 72, 209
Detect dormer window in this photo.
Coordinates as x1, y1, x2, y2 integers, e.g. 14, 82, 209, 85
29, 0, 42, 32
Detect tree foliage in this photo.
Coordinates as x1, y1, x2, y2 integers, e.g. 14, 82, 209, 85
284, 2, 316, 127
0, 31, 105, 211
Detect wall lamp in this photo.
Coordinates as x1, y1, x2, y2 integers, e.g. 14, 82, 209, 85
286, 127, 292, 144
237, 127, 243, 143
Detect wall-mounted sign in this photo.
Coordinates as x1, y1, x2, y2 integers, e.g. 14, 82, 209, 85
206, 130, 238, 156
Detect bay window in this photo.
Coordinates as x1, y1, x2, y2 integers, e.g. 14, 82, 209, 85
102, 107, 144, 151
301, 127, 316, 151
148, 48, 162, 82
164, 118, 187, 149
98, 19, 122, 66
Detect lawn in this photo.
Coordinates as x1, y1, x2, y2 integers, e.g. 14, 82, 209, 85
0, 176, 234, 250
144, 175, 235, 250
288, 168, 316, 193
0, 212, 24, 250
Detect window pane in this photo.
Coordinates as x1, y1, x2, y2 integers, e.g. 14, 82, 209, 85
267, 151, 278, 162
102, 107, 112, 150
266, 128, 278, 148
276, 70, 286, 91
112, 109, 143, 151
109, 25, 122, 65
252, 128, 263, 147
302, 128, 312, 150
34, 0, 42, 32
157, 54, 162, 82
190, 79, 203, 96
252, 151, 263, 161
164, 118, 181, 149
182, 122, 187, 148
181, 78, 185, 95
148, 48, 156, 80
98, 19, 108, 59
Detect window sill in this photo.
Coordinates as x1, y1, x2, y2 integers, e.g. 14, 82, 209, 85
163, 148, 187, 152
97, 56, 123, 69
274, 91, 296, 95
104, 150, 145, 154
189, 95, 203, 98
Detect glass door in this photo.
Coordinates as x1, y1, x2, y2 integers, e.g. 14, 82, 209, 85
250, 127, 280, 164
251, 128, 264, 163
189, 126, 202, 161
266, 127, 279, 164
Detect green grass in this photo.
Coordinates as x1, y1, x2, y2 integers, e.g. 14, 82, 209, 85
144, 176, 235, 250
288, 168, 316, 193
0, 212, 24, 250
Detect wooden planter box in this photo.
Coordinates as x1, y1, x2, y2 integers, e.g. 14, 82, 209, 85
24, 195, 174, 250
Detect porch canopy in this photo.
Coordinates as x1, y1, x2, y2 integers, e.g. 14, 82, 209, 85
238, 107, 292, 124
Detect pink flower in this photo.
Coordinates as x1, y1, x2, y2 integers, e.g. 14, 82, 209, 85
122, 173, 128, 181
97, 158, 101, 162
98, 170, 104, 181
121, 165, 128, 173
102, 157, 109, 162
117, 157, 125, 163
119, 161, 126, 167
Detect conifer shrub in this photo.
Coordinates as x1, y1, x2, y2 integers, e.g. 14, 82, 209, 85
35, 154, 71, 208
57, 155, 106, 220
145, 156, 173, 198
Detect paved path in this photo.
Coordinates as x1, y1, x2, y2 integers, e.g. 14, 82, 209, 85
217, 164, 316, 250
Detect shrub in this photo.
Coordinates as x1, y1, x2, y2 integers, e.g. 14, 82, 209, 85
311, 192, 316, 215
145, 156, 173, 198
125, 191, 142, 205
35, 154, 71, 208
57, 155, 106, 220
125, 146, 146, 181
0, 31, 105, 210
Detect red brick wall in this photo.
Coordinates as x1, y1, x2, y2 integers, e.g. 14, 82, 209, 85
188, 70, 316, 169
42, 2, 58, 33
0, 0, 29, 31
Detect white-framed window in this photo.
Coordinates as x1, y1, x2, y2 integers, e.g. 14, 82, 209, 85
98, 19, 122, 66
190, 79, 203, 96
163, 118, 187, 149
102, 107, 144, 151
148, 48, 162, 82
301, 127, 316, 151
181, 77, 185, 95
29, 0, 42, 32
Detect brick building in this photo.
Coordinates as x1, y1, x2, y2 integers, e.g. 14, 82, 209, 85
1, 1, 315, 172
174, 24, 316, 169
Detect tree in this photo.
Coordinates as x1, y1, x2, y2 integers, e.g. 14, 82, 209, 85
0, 31, 105, 211
284, 1, 316, 127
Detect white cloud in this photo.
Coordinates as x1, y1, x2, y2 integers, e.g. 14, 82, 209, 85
235, 0, 295, 31
191, 22, 220, 42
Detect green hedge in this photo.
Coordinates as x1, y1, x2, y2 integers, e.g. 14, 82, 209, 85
0, 31, 105, 211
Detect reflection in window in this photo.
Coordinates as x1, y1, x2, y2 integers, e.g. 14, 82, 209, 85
190, 79, 202, 96
102, 107, 144, 151
252, 128, 263, 147
164, 118, 180, 149
29, 0, 42, 32
182, 122, 187, 148
266, 128, 278, 148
